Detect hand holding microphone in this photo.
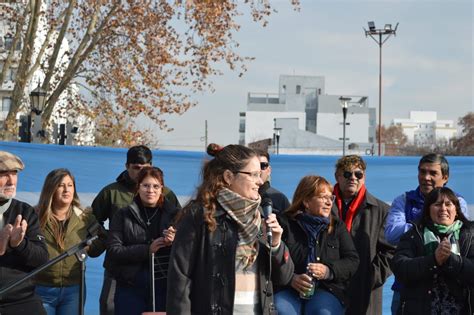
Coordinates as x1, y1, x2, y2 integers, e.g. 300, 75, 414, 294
262, 198, 282, 247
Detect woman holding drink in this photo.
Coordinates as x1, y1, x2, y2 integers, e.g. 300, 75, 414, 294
275, 175, 359, 315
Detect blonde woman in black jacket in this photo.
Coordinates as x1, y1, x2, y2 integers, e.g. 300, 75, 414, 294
275, 175, 359, 315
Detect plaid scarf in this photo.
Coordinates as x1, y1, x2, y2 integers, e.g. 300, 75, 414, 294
217, 188, 261, 269
423, 220, 463, 255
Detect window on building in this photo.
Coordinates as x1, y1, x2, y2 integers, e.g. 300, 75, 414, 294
4, 67, 16, 82
239, 120, 245, 133
2, 97, 12, 112
239, 133, 245, 145
296, 85, 301, 94
4, 35, 13, 50
318, 88, 321, 95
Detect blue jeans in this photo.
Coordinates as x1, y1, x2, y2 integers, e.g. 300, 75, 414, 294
36, 285, 81, 315
391, 290, 400, 315
275, 288, 344, 315
114, 270, 166, 315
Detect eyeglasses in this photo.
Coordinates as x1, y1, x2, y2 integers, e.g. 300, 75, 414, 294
140, 183, 162, 191
236, 171, 262, 180
343, 171, 364, 180
260, 162, 269, 170
316, 195, 336, 203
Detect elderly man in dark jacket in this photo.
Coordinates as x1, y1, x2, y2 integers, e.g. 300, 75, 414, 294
331, 155, 395, 315
0, 151, 48, 315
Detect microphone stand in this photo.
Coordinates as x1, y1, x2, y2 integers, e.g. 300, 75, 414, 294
0, 235, 98, 315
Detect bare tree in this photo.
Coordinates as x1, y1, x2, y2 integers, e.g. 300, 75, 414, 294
453, 112, 474, 155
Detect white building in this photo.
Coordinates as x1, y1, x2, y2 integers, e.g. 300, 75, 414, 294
392, 111, 457, 147
240, 75, 376, 155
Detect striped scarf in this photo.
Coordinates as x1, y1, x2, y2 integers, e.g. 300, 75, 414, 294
217, 188, 261, 269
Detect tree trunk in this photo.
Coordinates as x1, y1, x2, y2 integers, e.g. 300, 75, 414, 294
4, 0, 41, 131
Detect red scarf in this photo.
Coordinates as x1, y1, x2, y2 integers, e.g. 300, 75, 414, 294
334, 183, 366, 232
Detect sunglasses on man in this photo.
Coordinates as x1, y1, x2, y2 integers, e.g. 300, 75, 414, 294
343, 170, 364, 180
260, 162, 269, 170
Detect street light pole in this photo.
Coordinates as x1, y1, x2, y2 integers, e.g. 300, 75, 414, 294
28, 81, 47, 143
273, 127, 282, 155
339, 97, 351, 156
364, 21, 398, 156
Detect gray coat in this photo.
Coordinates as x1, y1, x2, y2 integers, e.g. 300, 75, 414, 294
332, 191, 395, 315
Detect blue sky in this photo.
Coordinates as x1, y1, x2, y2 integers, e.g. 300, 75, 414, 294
152, 0, 473, 150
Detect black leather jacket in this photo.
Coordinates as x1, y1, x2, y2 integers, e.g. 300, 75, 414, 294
105, 197, 179, 285
166, 202, 294, 315
277, 213, 360, 306
392, 221, 474, 315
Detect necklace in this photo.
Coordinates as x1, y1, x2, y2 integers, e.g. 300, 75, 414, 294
143, 207, 159, 226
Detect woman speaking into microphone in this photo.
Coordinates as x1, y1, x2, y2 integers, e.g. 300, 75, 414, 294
167, 144, 294, 315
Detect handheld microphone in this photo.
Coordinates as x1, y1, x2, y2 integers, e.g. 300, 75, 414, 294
261, 198, 273, 246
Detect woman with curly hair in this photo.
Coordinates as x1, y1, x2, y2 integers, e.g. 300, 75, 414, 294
166, 144, 294, 315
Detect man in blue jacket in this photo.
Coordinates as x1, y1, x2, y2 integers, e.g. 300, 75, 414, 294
385, 153, 470, 314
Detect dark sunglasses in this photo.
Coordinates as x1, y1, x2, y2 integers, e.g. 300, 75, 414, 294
260, 162, 269, 170
343, 171, 364, 180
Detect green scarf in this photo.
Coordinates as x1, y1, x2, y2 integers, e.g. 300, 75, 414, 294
423, 220, 463, 255
217, 188, 261, 269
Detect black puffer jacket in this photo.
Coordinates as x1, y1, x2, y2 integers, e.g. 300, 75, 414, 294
166, 202, 294, 315
392, 221, 474, 315
277, 213, 360, 306
105, 197, 180, 285
0, 199, 48, 304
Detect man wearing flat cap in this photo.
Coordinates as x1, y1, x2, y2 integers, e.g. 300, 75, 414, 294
0, 151, 48, 314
